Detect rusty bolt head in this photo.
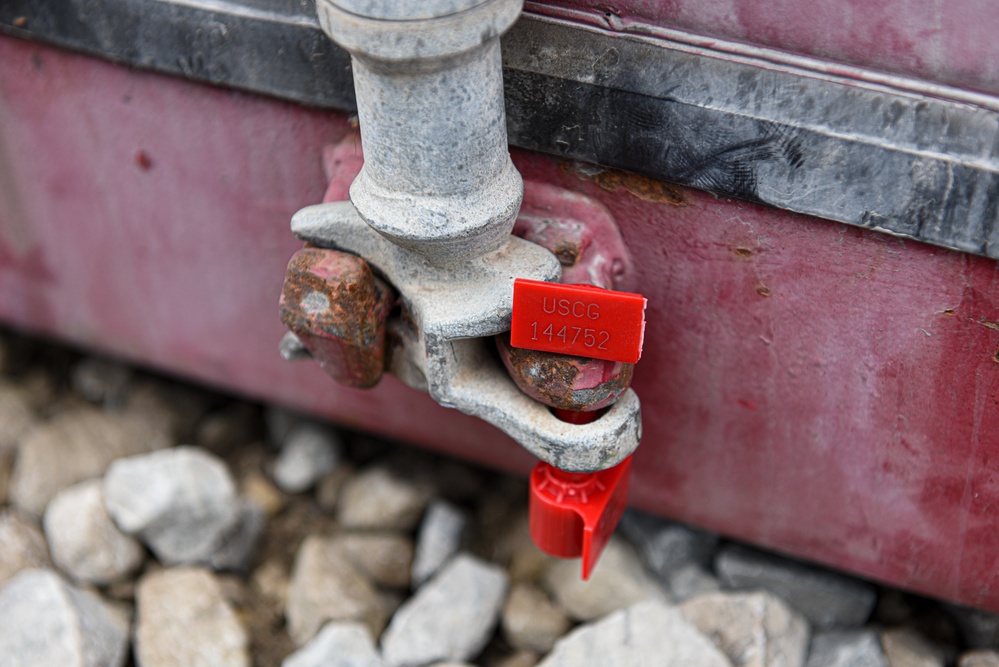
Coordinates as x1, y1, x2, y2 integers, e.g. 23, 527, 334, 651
496, 332, 634, 412
279, 247, 394, 388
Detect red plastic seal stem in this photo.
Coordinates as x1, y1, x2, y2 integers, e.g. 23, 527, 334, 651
529, 455, 633, 580
510, 279, 647, 364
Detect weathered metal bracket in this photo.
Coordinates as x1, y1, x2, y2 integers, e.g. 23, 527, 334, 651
5, 0, 999, 259
292, 202, 642, 471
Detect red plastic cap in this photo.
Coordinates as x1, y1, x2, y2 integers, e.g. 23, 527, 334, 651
528, 456, 633, 580
510, 279, 647, 364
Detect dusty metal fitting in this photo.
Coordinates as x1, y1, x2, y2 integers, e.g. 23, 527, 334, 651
279, 248, 393, 388
315, 0, 524, 266
292, 205, 641, 472
283, 1, 643, 472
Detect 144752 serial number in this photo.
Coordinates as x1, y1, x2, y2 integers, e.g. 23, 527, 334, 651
529, 322, 610, 350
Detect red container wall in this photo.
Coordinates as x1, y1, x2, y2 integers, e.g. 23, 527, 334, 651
2, 36, 999, 610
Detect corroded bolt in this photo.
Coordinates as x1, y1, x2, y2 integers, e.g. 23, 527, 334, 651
279, 248, 394, 388
499, 188, 636, 415
496, 333, 634, 412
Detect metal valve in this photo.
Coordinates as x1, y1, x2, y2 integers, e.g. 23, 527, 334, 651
279, 0, 645, 576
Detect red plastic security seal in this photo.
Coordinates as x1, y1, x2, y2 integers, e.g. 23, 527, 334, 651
510, 279, 647, 364
529, 455, 633, 580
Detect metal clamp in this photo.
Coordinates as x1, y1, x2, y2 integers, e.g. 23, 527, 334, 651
284, 0, 642, 471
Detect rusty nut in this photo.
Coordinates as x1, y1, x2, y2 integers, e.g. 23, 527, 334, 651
279, 247, 394, 388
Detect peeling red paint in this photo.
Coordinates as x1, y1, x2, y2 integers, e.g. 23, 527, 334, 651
562, 162, 688, 206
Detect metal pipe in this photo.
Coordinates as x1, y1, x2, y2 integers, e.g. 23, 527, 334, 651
316, 0, 525, 266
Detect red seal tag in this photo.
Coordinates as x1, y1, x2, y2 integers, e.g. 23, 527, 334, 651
510, 279, 647, 364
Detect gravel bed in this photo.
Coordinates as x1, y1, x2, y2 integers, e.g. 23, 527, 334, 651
0, 328, 995, 667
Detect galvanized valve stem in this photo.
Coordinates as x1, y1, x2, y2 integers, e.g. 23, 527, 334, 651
316, 0, 525, 266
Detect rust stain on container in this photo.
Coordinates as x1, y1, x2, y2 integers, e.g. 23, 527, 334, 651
972, 320, 999, 363
552, 241, 581, 267
562, 162, 687, 205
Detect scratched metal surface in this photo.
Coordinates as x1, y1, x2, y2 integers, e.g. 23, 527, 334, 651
530, 0, 999, 98
503, 19, 999, 259
2, 37, 998, 609
2, 1, 999, 260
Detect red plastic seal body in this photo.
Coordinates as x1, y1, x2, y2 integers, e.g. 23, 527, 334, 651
529, 455, 633, 580
510, 279, 647, 364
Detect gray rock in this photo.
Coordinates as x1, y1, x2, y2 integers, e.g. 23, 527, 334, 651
0, 568, 129, 667
538, 599, 732, 667
502, 583, 571, 654
207, 498, 266, 573
332, 532, 414, 589
43, 479, 145, 585
680, 591, 810, 667
879, 628, 945, 667
670, 564, 722, 602
104, 446, 241, 565
381, 553, 509, 667
541, 536, 668, 622
283, 622, 384, 667
12, 407, 171, 517
135, 567, 250, 667
716, 545, 876, 630
806, 631, 888, 667
960, 650, 999, 667
0, 382, 35, 454
620, 510, 718, 580
412, 499, 467, 587
287, 535, 387, 646
338, 465, 434, 531
0, 509, 51, 587
71, 357, 132, 407
273, 422, 342, 493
